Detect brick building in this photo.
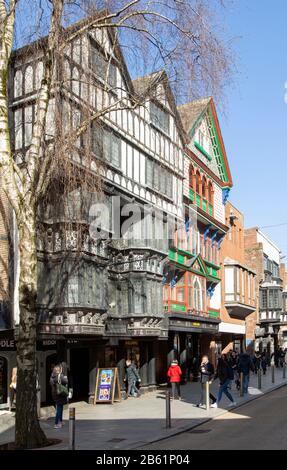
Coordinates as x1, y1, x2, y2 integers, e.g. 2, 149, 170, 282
244, 227, 283, 354
219, 202, 256, 353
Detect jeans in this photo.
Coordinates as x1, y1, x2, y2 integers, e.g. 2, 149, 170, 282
127, 381, 139, 396
171, 382, 181, 398
217, 379, 234, 404
243, 374, 249, 394
55, 404, 64, 425
198, 383, 216, 405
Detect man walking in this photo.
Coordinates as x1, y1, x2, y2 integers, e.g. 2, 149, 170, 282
124, 360, 141, 399
238, 352, 254, 394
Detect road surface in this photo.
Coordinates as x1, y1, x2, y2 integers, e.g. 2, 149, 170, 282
140, 386, 287, 450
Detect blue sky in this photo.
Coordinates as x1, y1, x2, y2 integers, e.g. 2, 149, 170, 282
218, 0, 287, 256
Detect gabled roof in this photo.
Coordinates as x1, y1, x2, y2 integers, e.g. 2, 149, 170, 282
178, 97, 233, 187
177, 97, 211, 136
132, 71, 163, 96
132, 70, 187, 146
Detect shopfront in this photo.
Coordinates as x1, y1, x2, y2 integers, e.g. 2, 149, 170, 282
0, 334, 17, 409
168, 314, 220, 381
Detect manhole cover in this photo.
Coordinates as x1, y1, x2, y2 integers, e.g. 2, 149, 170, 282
107, 438, 127, 443
188, 429, 211, 434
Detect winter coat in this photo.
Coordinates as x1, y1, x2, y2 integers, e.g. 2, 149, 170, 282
199, 362, 214, 384
214, 359, 233, 385
167, 364, 182, 383
50, 372, 68, 406
126, 364, 140, 383
238, 353, 254, 376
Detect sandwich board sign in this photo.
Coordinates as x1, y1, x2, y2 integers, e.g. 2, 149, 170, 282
94, 368, 121, 405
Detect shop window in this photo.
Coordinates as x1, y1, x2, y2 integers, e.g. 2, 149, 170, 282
194, 278, 203, 311
0, 357, 8, 405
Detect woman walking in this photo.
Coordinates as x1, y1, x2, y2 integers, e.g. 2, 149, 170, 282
211, 354, 236, 408
50, 364, 69, 429
167, 359, 182, 400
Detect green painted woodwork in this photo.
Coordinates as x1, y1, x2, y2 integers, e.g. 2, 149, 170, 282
196, 194, 201, 207
204, 260, 220, 270
189, 188, 195, 202
212, 268, 217, 277
169, 250, 175, 261
208, 310, 220, 318
206, 109, 228, 183
208, 203, 213, 216
202, 199, 207, 212
177, 254, 185, 264
194, 141, 213, 161
171, 303, 187, 312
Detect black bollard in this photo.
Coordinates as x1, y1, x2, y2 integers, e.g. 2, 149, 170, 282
258, 369, 262, 390
240, 372, 244, 397
272, 365, 275, 384
166, 390, 171, 428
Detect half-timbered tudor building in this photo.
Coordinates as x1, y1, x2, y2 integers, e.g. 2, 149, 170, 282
5, 19, 186, 403
0, 16, 235, 406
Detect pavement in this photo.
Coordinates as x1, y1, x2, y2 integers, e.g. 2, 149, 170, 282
0, 366, 286, 450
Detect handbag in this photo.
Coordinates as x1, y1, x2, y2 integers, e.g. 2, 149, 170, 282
56, 374, 68, 397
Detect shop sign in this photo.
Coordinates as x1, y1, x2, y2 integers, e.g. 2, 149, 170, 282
124, 340, 139, 346
169, 319, 218, 332
0, 340, 16, 351
94, 368, 121, 405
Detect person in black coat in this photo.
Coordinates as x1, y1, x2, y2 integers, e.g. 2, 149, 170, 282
50, 364, 68, 428
124, 360, 141, 398
196, 355, 216, 407
237, 352, 254, 394
211, 354, 236, 408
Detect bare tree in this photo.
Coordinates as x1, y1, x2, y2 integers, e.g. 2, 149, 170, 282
0, 0, 234, 448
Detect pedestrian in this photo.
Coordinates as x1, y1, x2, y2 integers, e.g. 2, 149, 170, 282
230, 350, 240, 390
124, 360, 141, 399
261, 353, 267, 375
211, 354, 236, 408
279, 348, 285, 368
253, 351, 261, 374
9, 367, 17, 411
50, 364, 69, 429
237, 352, 254, 394
167, 359, 182, 400
196, 355, 216, 407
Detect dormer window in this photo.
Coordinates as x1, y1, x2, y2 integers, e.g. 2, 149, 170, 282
150, 102, 170, 134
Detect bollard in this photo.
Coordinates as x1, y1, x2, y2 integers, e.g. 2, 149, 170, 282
283, 364, 286, 379
272, 365, 275, 384
258, 369, 262, 390
69, 407, 76, 450
240, 372, 244, 397
166, 390, 171, 429
206, 381, 210, 411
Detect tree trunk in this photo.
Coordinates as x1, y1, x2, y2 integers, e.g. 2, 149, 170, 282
15, 207, 47, 449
